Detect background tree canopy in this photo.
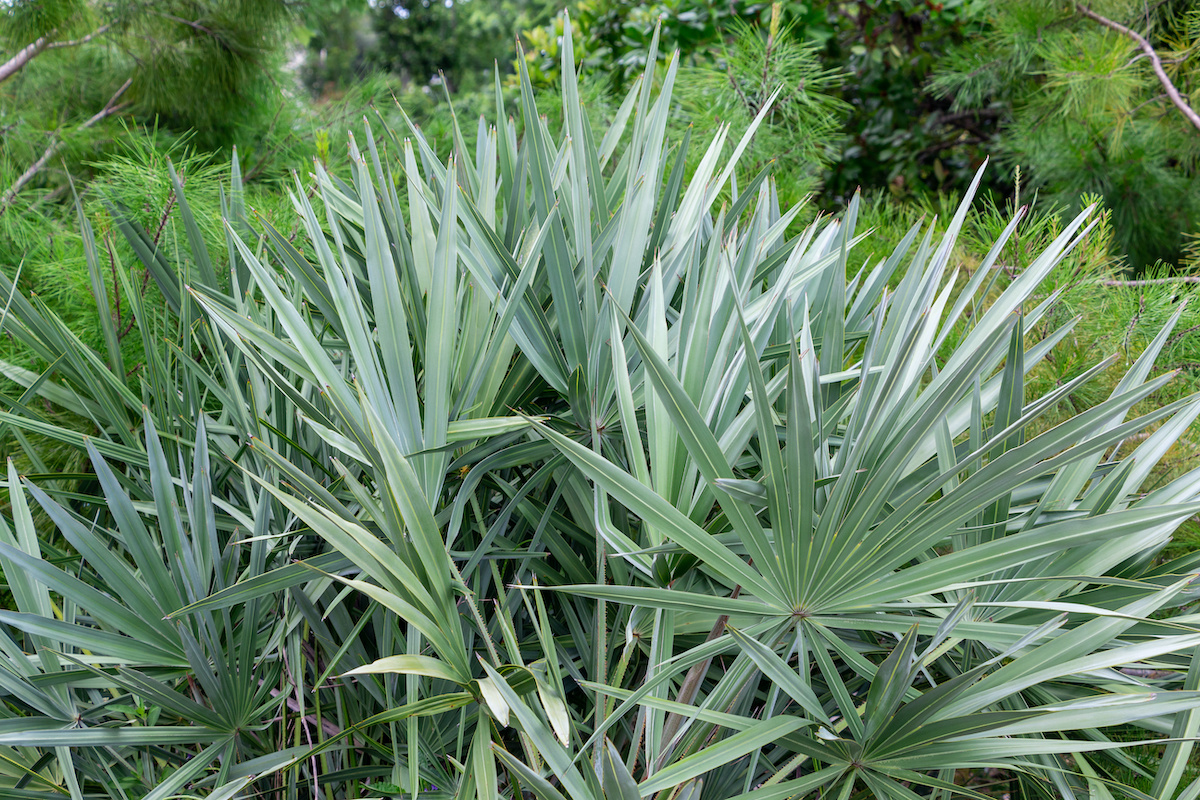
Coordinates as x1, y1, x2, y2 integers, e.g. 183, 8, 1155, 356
4, 0, 1199, 270
287, 0, 1200, 270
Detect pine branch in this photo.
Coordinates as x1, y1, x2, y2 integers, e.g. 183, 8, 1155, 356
151, 11, 222, 41
1101, 276, 1200, 286
0, 25, 110, 85
1076, 3, 1200, 134
45, 25, 111, 51
0, 78, 132, 215
0, 34, 51, 85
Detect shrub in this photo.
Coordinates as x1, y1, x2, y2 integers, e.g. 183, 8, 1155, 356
1, 19, 1199, 800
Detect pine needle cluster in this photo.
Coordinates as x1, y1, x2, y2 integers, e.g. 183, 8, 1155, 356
931, 0, 1200, 269
675, 12, 849, 205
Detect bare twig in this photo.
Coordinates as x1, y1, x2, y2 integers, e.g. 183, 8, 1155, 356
1125, 91, 1171, 117
1101, 276, 1200, 286
45, 25, 111, 51
115, 188, 176, 341
134, 189, 177, 308
1166, 322, 1200, 348
1076, 4, 1200, 134
1123, 292, 1146, 358
152, 189, 178, 247
727, 68, 754, 115
264, 683, 343, 739
760, 2, 781, 97
151, 11, 221, 40
243, 99, 289, 183
117, 301, 139, 340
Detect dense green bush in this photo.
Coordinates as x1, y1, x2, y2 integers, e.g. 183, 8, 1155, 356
1, 22, 1200, 800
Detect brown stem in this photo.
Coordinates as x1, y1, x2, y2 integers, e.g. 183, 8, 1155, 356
727, 68, 754, 116
1122, 292, 1146, 358
760, 2, 781, 95
1076, 4, 1200, 134
118, 307, 138, 341
116, 188, 177, 341
658, 584, 742, 761
242, 101, 288, 183
152, 189, 178, 247
263, 682, 343, 739
1166, 322, 1200, 349
105, 235, 124, 337
152, 11, 221, 39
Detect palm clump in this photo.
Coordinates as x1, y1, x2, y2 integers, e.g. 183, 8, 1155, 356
0, 20, 1198, 800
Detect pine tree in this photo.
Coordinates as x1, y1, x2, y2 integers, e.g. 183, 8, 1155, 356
932, 0, 1200, 269
674, 6, 849, 206
0, 0, 293, 211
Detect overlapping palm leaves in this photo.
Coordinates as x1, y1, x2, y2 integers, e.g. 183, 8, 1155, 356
0, 17, 1198, 800
0, 162, 371, 794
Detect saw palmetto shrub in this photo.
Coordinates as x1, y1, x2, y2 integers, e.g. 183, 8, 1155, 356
1, 21, 1199, 800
